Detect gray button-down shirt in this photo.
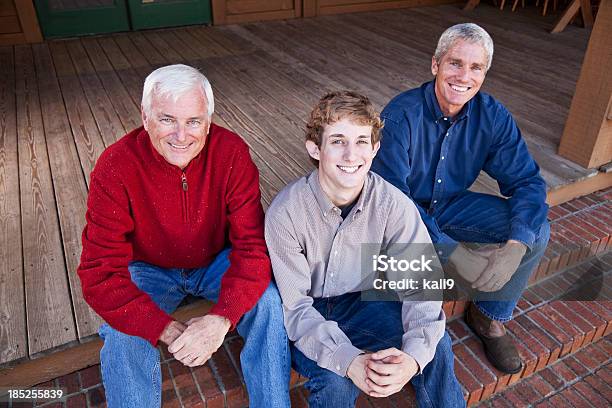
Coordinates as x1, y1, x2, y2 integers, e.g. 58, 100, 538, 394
265, 170, 445, 377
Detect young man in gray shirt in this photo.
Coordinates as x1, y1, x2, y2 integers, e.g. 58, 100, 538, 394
265, 91, 464, 407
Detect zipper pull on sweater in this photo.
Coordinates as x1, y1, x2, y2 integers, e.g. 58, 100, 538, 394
181, 173, 188, 191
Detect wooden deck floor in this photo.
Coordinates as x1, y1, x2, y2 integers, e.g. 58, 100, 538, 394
0, 3, 598, 367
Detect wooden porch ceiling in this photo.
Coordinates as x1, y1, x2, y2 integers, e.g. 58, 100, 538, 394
0, 4, 598, 368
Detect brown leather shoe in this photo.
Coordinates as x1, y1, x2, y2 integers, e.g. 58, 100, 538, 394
465, 303, 523, 374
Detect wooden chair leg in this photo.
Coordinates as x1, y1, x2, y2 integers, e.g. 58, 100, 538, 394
500, 0, 506, 10
512, 0, 520, 11
543, 0, 550, 15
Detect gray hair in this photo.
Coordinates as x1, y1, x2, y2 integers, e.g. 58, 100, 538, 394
434, 23, 494, 70
141, 64, 214, 118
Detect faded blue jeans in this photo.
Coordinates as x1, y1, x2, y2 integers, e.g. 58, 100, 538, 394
433, 191, 551, 321
98, 248, 291, 408
291, 292, 465, 408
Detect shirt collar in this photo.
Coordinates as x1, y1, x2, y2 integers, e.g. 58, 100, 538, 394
307, 169, 370, 219
424, 80, 472, 124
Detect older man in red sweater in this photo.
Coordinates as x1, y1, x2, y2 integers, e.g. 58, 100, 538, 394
77, 64, 290, 407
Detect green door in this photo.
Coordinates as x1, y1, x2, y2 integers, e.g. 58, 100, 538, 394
35, 1, 212, 39
127, 0, 212, 30
34, 0, 130, 38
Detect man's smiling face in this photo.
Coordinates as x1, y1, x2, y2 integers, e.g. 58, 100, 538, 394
431, 39, 488, 117
142, 87, 211, 169
306, 117, 379, 206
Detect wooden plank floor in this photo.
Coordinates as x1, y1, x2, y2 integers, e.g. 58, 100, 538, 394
0, 3, 600, 367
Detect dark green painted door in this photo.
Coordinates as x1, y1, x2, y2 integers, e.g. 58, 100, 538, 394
127, 0, 211, 30
35, 0, 212, 39
34, 0, 130, 38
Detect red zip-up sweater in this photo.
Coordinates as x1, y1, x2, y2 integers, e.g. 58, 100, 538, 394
77, 124, 271, 346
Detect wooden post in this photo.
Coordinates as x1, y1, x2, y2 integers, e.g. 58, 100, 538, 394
211, 0, 227, 24
558, 0, 612, 169
580, 0, 594, 27
551, 0, 581, 33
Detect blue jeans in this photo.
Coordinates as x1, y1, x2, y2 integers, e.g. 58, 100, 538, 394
433, 191, 550, 321
98, 248, 291, 408
291, 292, 465, 408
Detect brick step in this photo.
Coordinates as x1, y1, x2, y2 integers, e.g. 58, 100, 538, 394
290, 336, 612, 408
448, 254, 611, 406
443, 187, 612, 322
476, 337, 612, 408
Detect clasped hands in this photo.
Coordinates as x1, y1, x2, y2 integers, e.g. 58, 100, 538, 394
448, 240, 527, 292
348, 348, 418, 398
159, 314, 231, 367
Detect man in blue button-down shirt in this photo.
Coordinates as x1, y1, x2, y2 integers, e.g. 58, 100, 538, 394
371, 23, 550, 375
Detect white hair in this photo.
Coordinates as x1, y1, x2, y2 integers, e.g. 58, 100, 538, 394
434, 23, 494, 71
141, 64, 214, 118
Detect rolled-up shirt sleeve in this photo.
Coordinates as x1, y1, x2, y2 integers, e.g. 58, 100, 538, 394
265, 205, 362, 377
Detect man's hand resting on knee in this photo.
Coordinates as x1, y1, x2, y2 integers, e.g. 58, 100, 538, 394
168, 314, 231, 367
448, 243, 490, 283
472, 240, 527, 292
364, 348, 419, 398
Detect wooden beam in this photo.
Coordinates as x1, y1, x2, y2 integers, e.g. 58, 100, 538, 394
0, 301, 213, 389
546, 171, 612, 207
551, 0, 580, 33
0, 339, 102, 391
558, 0, 612, 168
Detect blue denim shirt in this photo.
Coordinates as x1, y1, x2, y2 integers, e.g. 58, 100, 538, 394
371, 81, 548, 249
